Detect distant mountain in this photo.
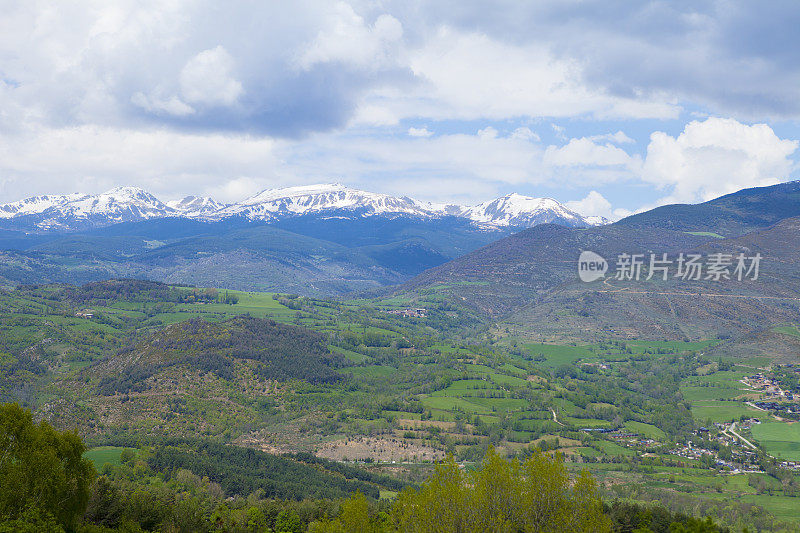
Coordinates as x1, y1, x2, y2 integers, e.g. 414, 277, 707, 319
616, 180, 800, 237
167, 196, 227, 217
400, 223, 708, 314
0, 183, 604, 233
0, 187, 176, 231
0, 214, 510, 295
398, 181, 800, 340
456, 193, 608, 227
216, 183, 438, 221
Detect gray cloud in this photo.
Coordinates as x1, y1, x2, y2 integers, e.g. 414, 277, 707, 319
393, 0, 800, 119
5, 0, 799, 140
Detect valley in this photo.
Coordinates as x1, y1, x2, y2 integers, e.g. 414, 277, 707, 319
5, 181, 800, 531
4, 277, 800, 529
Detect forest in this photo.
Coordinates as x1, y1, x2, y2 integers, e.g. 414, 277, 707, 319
0, 403, 729, 533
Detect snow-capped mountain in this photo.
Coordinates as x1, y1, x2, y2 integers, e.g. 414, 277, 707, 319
215, 184, 601, 228
215, 183, 436, 220
458, 193, 591, 228
0, 193, 87, 219
0, 187, 177, 230
167, 196, 227, 217
0, 183, 607, 232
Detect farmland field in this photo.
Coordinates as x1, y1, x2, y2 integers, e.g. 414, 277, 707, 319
690, 401, 761, 423
752, 422, 800, 461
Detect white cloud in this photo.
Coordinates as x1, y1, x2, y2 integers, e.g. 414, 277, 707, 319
404, 27, 680, 122
565, 190, 612, 218
179, 46, 243, 106
588, 130, 634, 144
277, 128, 643, 204
542, 137, 641, 187
407, 126, 433, 137
642, 117, 799, 203
477, 126, 498, 139
510, 127, 540, 142
131, 93, 195, 116
0, 125, 279, 203
298, 3, 403, 70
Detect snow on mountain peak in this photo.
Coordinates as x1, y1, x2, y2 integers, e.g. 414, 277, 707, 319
0, 184, 607, 231
218, 183, 435, 220
459, 193, 585, 227
0, 187, 175, 229
167, 196, 226, 217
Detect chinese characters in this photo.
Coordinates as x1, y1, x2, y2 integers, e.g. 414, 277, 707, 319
613, 253, 761, 281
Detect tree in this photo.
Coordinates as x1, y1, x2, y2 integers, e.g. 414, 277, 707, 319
0, 403, 95, 530
275, 509, 303, 533
308, 491, 389, 533
393, 447, 611, 532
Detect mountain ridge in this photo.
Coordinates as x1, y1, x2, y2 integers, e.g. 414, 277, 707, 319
0, 183, 607, 232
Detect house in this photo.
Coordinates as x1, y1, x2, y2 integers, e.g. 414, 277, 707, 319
75, 309, 95, 318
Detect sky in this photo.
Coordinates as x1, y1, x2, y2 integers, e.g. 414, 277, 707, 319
1, 1, 799, 220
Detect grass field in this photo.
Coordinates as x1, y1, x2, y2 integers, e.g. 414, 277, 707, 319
741, 494, 800, 522
421, 396, 492, 414
330, 345, 370, 363
567, 417, 611, 428
680, 385, 745, 402
751, 421, 800, 461
691, 401, 760, 423
594, 440, 635, 456
84, 446, 130, 469
348, 365, 396, 378
521, 343, 596, 367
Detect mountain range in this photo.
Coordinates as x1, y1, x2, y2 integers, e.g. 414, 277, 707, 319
0, 184, 609, 294
398, 180, 800, 346
3, 179, 800, 321
0, 183, 606, 232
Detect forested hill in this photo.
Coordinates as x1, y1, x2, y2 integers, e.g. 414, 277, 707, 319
95, 316, 345, 395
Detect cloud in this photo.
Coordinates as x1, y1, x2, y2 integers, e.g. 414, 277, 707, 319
2, 0, 800, 146
1, 1, 799, 207
275, 128, 549, 203
298, 4, 403, 70
277, 128, 643, 204
642, 117, 798, 204
0, 125, 280, 203
408, 1, 800, 120
477, 126, 498, 139
565, 190, 612, 218
510, 127, 540, 141
0, 2, 412, 137
179, 46, 243, 107
131, 93, 195, 117
542, 137, 641, 186
401, 27, 678, 122
407, 126, 433, 137
544, 138, 638, 168
588, 131, 634, 144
